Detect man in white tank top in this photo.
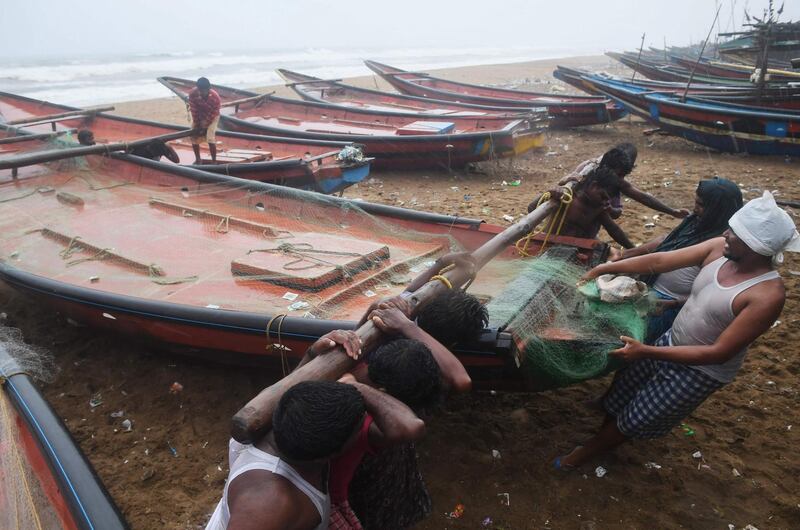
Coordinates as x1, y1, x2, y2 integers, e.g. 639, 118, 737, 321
554, 191, 799, 469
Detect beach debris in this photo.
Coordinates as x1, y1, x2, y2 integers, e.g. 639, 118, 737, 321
445, 503, 465, 519
463, 194, 472, 202
771, 320, 781, 328
141, 468, 155, 482
363, 290, 376, 298
169, 382, 184, 394
282, 292, 299, 301
450, 186, 460, 191
732, 468, 741, 477
288, 301, 310, 311
89, 276, 100, 283
110, 410, 124, 418
491, 449, 502, 460
594, 466, 607, 478
788, 425, 792, 431
501, 180, 508, 186
545, 150, 559, 156
502, 214, 515, 223
167, 440, 178, 457
663, 181, 672, 187
121, 419, 133, 432
509, 178, 522, 186
89, 393, 103, 409
692, 451, 703, 459
481, 516, 493, 527
644, 222, 656, 229
681, 423, 696, 436
498, 493, 510, 506
644, 462, 662, 470
745, 525, 760, 530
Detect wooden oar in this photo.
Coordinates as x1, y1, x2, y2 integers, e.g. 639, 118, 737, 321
0, 129, 194, 171
5, 106, 114, 126
230, 186, 571, 443
284, 78, 343, 86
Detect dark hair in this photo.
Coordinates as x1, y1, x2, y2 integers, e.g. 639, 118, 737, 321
368, 339, 442, 411
416, 290, 488, 346
273, 381, 365, 461
577, 165, 619, 194
77, 129, 94, 145
599, 143, 637, 177
197, 77, 211, 89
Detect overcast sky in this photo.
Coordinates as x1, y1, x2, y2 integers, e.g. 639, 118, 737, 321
1, 0, 798, 60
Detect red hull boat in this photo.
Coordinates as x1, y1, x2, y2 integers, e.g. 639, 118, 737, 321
363, 60, 628, 128
0, 91, 371, 194
0, 144, 609, 390
277, 68, 546, 119
158, 77, 545, 170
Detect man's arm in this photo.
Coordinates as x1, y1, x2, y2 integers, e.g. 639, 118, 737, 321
600, 213, 635, 249
619, 181, 689, 218
612, 234, 667, 261
611, 284, 785, 365
582, 237, 722, 281
405, 252, 475, 293
344, 379, 426, 448
370, 307, 472, 393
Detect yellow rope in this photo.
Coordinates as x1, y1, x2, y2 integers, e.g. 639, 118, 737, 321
515, 186, 573, 257
429, 275, 452, 289
0, 392, 45, 530
265, 314, 290, 376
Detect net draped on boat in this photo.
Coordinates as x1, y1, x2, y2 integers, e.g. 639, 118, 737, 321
1, 137, 649, 387
487, 253, 651, 388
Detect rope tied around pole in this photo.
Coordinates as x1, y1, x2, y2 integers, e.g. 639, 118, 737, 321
515, 186, 573, 257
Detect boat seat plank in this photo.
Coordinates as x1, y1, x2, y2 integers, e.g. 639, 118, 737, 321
148, 198, 279, 237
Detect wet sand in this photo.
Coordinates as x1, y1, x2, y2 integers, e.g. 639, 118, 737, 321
3, 54, 799, 529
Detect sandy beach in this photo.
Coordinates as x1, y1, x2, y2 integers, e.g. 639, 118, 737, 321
3, 54, 799, 529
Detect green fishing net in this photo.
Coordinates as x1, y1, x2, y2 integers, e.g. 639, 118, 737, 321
486, 248, 651, 390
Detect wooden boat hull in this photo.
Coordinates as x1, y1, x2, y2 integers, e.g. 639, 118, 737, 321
0, 347, 128, 530
554, 67, 800, 112
0, 153, 607, 390
0, 90, 371, 195
277, 68, 545, 119
158, 77, 545, 169
363, 60, 627, 128
586, 76, 800, 156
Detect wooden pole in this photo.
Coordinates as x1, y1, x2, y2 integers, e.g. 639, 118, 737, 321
230, 187, 571, 443
0, 129, 194, 171
681, 4, 723, 102
219, 92, 275, 109
0, 129, 77, 145
6, 106, 114, 126
631, 33, 647, 82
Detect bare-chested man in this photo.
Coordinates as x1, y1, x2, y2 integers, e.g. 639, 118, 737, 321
529, 165, 634, 248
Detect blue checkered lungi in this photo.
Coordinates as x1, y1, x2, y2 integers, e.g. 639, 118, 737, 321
603, 332, 724, 439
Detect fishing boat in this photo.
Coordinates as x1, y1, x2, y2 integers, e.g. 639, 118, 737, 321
0, 144, 622, 390
553, 66, 800, 111
669, 55, 800, 83
363, 60, 628, 128
277, 68, 545, 120
582, 75, 800, 156
0, 91, 371, 194
605, 52, 760, 86
0, 345, 128, 530
158, 76, 545, 170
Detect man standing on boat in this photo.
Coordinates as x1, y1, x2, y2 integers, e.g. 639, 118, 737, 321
188, 77, 221, 165
555, 191, 798, 469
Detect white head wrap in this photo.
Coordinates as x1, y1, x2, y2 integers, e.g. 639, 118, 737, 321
728, 191, 800, 265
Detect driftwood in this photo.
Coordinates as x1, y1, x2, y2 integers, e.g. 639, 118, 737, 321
0, 129, 194, 170
220, 92, 275, 109
230, 187, 571, 443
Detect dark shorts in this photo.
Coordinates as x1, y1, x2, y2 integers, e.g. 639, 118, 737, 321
604, 332, 724, 439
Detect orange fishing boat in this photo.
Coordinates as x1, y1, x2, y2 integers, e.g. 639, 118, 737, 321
0, 91, 371, 194
363, 60, 628, 128
158, 77, 545, 170
0, 139, 611, 389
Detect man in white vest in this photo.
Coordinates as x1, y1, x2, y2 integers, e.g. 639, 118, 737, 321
556, 191, 799, 469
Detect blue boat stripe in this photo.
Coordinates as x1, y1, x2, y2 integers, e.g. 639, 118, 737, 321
5, 377, 95, 530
